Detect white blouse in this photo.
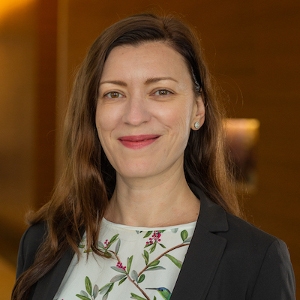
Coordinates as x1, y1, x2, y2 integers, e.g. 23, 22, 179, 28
54, 218, 196, 300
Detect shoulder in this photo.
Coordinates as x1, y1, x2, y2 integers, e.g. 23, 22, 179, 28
224, 213, 295, 297
224, 212, 279, 249
20, 222, 47, 256
223, 212, 293, 268
16, 222, 47, 278
192, 185, 295, 296
192, 184, 284, 253
205, 200, 290, 264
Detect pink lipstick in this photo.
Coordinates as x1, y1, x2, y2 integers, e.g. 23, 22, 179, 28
118, 135, 160, 149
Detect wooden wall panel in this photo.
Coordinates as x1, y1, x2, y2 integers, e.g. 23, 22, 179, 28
34, 0, 58, 207
0, 0, 58, 263
0, 1, 37, 262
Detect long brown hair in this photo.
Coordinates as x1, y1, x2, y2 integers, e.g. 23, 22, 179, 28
12, 13, 240, 299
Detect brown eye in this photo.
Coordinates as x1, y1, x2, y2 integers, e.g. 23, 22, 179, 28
105, 91, 123, 98
154, 89, 172, 96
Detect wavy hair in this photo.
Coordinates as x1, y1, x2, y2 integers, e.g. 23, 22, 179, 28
12, 13, 240, 299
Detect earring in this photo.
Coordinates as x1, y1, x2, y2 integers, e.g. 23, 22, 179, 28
194, 121, 201, 130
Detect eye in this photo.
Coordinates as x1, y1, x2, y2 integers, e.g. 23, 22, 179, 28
104, 91, 124, 99
153, 89, 173, 96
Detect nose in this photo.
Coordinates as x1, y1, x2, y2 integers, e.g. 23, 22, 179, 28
122, 95, 151, 126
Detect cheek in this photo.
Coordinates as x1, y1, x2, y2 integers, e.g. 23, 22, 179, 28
95, 106, 118, 164
160, 103, 194, 134
95, 105, 119, 136
95, 108, 116, 154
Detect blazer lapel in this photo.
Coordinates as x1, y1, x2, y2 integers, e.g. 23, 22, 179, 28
32, 247, 74, 300
171, 186, 228, 300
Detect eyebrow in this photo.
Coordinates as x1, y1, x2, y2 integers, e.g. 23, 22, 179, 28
145, 77, 178, 84
99, 77, 178, 86
99, 80, 127, 86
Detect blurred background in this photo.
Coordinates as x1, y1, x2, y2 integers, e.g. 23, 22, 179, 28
0, 0, 299, 298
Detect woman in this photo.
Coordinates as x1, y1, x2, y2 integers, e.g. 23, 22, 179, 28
12, 13, 295, 300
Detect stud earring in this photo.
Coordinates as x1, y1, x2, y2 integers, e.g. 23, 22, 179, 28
194, 121, 201, 130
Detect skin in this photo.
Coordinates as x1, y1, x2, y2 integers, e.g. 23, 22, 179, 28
96, 41, 205, 227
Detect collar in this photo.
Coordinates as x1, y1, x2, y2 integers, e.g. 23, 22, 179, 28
171, 184, 229, 300
189, 184, 229, 233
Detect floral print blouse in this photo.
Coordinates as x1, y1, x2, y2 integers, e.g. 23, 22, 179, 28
54, 218, 196, 300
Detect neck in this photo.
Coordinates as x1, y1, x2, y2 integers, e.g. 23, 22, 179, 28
104, 167, 200, 227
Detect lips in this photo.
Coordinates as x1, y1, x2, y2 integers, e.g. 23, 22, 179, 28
118, 135, 160, 149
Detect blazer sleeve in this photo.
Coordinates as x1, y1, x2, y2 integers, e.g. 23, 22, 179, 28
16, 222, 47, 278
251, 239, 296, 300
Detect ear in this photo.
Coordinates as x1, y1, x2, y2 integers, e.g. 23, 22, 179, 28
191, 96, 205, 130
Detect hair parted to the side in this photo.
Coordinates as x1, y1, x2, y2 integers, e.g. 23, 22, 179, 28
12, 13, 240, 299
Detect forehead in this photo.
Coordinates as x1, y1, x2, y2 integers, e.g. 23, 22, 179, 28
102, 41, 190, 79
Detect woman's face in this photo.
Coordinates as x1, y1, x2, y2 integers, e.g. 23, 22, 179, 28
96, 41, 205, 181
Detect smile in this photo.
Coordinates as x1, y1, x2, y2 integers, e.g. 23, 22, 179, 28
118, 135, 160, 149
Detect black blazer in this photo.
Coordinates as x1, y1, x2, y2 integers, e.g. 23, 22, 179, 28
16, 186, 296, 299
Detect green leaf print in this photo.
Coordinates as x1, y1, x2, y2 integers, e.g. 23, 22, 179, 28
131, 270, 138, 281
127, 255, 133, 273
111, 266, 126, 273
143, 250, 149, 265
93, 284, 99, 299
143, 231, 152, 238
182, 236, 192, 243
106, 234, 119, 248
103, 251, 112, 258
115, 239, 121, 254
85, 276, 92, 296
137, 274, 145, 283
99, 282, 114, 295
147, 260, 160, 267
83, 248, 93, 254
164, 254, 182, 269
76, 278, 100, 299
180, 230, 188, 242
76, 290, 91, 300
76, 294, 91, 300
110, 274, 126, 283
130, 293, 147, 300
118, 276, 127, 285
149, 243, 157, 253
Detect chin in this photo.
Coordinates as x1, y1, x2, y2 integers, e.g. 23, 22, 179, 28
119, 169, 157, 179
116, 163, 161, 180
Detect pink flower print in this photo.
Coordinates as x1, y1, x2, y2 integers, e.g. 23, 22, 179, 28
146, 231, 162, 245
116, 261, 126, 271
104, 239, 109, 248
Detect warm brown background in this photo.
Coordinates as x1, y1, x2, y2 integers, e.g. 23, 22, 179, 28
0, 0, 299, 296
